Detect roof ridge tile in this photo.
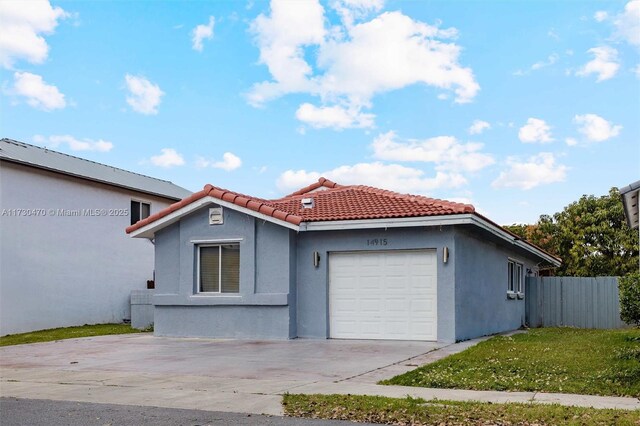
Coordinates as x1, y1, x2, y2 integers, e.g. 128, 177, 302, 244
283, 176, 342, 197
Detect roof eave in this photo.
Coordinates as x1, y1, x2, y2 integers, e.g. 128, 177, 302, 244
0, 156, 189, 201
620, 180, 640, 229
128, 195, 301, 239
302, 214, 561, 266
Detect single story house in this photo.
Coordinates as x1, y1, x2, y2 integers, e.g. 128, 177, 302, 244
127, 178, 560, 342
0, 138, 191, 335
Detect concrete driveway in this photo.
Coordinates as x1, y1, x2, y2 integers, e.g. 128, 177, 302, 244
0, 334, 445, 415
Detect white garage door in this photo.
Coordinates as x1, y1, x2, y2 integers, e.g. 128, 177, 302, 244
329, 250, 437, 341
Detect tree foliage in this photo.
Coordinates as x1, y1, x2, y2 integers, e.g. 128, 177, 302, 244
505, 188, 639, 277
619, 272, 640, 326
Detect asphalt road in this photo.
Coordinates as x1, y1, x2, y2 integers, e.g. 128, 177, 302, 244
0, 398, 373, 426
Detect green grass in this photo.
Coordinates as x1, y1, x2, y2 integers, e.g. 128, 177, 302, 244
0, 323, 144, 347
381, 328, 640, 397
283, 394, 640, 426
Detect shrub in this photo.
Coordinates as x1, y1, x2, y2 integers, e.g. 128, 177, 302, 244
619, 272, 640, 326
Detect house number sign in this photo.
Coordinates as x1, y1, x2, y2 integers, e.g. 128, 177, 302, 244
366, 238, 388, 246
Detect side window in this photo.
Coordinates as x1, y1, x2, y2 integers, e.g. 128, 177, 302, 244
508, 259, 524, 295
508, 260, 515, 293
131, 200, 151, 225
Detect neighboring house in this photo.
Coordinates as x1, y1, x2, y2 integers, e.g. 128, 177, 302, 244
621, 180, 639, 230
127, 177, 560, 343
621, 180, 640, 269
0, 138, 191, 336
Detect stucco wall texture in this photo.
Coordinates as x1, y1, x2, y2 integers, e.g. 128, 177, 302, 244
153, 203, 542, 343
0, 162, 175, 335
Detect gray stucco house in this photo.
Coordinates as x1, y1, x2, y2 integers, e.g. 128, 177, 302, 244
0, 138, 191, 335
127, 177, 560, 343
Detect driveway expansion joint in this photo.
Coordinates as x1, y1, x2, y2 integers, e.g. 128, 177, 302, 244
335, 344, 451, 384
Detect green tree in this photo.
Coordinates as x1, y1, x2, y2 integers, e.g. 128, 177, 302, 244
505, 188, 639, 277
619, 272, 640, 326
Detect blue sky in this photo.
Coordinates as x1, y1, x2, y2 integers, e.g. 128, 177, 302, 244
2, 0, 639, 224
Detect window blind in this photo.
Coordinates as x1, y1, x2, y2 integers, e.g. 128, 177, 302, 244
221, 244, 240, 293
200, 246, 220, 292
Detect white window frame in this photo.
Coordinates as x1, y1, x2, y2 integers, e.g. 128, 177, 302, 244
507, 258, 524, 299
196, 242, 240, 294
131, 199, 151, 225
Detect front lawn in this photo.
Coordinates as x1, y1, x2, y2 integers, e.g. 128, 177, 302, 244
283, 394, 640, 426
0, 323, 144, 347
381, 328, 640, 397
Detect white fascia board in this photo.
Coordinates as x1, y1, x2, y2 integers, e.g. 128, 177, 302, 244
469, 215, 561, 267
129, 197, 214, 239
301, 214, 475, 231
621, 188, 639, 229
301, 214, 560, 266
129, 196, 300, 239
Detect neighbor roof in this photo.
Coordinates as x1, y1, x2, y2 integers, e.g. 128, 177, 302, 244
126, 177, 475, 233
126, 177, 560, 266
620, 180, 640, 229
0, 138, 191, 200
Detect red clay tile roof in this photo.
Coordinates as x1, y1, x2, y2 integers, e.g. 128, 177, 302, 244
284, 177, 342, 196
126, 178, 475, 234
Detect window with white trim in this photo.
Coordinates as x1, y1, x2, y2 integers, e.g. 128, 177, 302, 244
508, 259, 524, 295
198, 244, 240, 293
131, 200, 151, 225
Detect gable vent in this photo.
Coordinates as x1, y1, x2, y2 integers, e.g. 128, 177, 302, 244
301, 197, 315, 209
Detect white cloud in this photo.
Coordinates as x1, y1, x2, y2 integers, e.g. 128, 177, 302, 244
36, 134, 113, 152
531, 53, 559, 70
277, 162, 467, 194
468, 119, 491, 135
565, 137, 578, 146
196, 152, 242, 171
492, 153, 567, 190
513, 53, 559, 76
248, 1, 479, 129
594, 11, 609, 22
316, 12, 479, 105
518, 118, 553, 143
150, 148, 184, 168
371, 131, 494, 173
191, 16, 215, 51
613, 0, 640, 46
633, 64, 640, 77
331, 0, 384, 28
124, 74, 164, 115
9, 71, 66, 110
576, 46, 620, 82
295, 103, 374, 129
0, 0, 69, 69
574, 113, 622, 142
247, 0, 326, 106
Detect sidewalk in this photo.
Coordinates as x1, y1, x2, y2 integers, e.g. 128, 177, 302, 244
291, 381, 640, 411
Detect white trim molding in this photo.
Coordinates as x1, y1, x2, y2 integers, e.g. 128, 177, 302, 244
303, 214, 560, 266
128, 195, 300, 238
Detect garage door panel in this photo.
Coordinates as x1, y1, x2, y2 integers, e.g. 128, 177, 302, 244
359, 278, 382, 291
385, 298, 409, 314
384, 321, 409, 339
330, 250, 437, 341
360, 298, 382, 312
332, 298, 358, 314
410, 298, 434, 313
